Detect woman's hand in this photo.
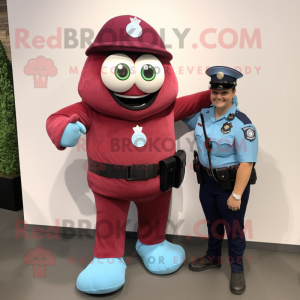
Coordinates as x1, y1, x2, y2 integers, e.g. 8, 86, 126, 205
227, 194, 241, 211
228, 162, 253, 211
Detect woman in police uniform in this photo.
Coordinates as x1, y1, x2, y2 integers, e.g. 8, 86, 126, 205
182, 66, 258, 295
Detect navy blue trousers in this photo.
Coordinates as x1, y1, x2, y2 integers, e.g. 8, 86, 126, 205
200, 172, 250, 273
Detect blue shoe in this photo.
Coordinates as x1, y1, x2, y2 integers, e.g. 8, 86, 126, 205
76, 257, 126, 294
136, 239, 186, 275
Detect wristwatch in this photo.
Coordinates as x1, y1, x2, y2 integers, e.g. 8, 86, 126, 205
232, 192, 241, 200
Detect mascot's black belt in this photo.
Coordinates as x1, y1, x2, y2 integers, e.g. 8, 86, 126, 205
88, 157, 160, 181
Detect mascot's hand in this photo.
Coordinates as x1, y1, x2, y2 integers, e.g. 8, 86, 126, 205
60, 121, 86, 147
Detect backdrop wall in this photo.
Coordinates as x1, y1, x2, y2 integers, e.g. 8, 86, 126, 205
7, 0, 300, 246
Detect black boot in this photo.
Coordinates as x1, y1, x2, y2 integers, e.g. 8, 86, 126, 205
230, 271, 246, 294
189, 256, 221, 272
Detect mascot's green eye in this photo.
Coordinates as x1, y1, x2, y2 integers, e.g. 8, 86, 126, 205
141, 64, 156, 81
115, 63, 130, 80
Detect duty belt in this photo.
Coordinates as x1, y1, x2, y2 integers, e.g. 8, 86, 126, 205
202, 165, 239, 177
88, 157, 160, 181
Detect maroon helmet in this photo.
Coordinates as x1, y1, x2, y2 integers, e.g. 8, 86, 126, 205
85, 15, 173, 60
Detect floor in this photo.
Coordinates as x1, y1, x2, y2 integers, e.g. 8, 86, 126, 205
1, 208, 299, 300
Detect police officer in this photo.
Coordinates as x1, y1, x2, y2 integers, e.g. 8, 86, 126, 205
182, 66, 258, 295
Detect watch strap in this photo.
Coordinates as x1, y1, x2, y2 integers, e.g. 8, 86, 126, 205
232, 192, 241, 200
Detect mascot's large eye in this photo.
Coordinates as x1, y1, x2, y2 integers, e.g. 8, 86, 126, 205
135, 54, 164, 93
115, 63, 130, 80
101, 54, 135, 93
141, 64, 156, 81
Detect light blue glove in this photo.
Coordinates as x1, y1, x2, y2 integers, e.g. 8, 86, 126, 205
60, 121, 86, 147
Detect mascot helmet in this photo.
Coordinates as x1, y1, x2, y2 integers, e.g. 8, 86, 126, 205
85, 15, 173, 60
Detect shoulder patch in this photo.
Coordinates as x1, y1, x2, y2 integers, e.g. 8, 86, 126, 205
235, 111, 252, 124
242, 126, 256, 142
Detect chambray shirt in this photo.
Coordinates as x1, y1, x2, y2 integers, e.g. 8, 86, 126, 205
182, 103, 258, 168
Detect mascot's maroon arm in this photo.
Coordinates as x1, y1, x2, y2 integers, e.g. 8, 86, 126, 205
46, 53, 211, 258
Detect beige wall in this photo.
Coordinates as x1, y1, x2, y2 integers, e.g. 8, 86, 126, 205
7, 0, 300, 246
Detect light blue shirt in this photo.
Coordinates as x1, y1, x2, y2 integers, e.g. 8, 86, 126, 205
182, 103, 258, 168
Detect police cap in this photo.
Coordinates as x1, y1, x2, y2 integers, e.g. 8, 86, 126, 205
206, 66, 243, 90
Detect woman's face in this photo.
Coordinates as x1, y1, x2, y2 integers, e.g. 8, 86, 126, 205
210, 88, 236, 110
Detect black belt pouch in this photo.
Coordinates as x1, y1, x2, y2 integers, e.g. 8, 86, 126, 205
159, 157, 176, 192
194, 164, 204, 184
215, 168, 232, 190
173, 150, 186, 188
193, 151, 204, 184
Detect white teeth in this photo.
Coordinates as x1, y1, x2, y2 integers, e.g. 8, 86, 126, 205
114, 93, 149, 99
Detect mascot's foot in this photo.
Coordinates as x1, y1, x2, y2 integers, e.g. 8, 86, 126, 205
136, 239, 186, 275
76, 257, 126, 294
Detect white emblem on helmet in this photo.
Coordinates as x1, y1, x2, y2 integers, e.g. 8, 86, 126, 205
126, 16, 142, 38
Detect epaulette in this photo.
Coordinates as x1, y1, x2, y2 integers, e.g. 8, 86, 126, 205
201, 104, 213, 112
235, 110, 252, 124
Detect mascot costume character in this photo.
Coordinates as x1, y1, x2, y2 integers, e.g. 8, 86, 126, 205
46, 15, 211, 294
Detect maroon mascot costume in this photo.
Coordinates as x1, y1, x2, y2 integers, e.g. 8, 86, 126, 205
46, 15, 211, 294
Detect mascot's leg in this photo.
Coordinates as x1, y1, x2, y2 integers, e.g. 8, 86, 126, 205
135, 190, 186, 275
76, 192, 130, 294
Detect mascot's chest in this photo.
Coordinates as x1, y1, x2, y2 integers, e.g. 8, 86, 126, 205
87, 109, 175, 153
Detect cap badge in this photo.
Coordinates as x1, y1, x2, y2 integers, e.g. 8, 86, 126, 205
126, 16, 142, 38
217, 72, 224, 80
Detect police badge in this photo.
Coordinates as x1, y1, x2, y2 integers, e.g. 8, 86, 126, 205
242, 126, 256, 141
221, 122, 233, 134
132, 125, 147, 147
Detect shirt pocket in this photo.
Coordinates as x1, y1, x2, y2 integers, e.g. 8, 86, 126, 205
211, 135, 235, 158
194, 125, 205, 154
195, 124, 204, 138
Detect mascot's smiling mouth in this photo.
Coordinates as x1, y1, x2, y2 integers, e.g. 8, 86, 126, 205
108, 89, 159, 111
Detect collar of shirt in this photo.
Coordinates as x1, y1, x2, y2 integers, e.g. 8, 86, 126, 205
209, 103, 237, 123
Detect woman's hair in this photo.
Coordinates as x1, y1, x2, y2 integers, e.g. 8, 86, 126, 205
232, 89, 238, 106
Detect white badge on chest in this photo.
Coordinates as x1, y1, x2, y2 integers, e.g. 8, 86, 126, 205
132, 125, 147, 147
